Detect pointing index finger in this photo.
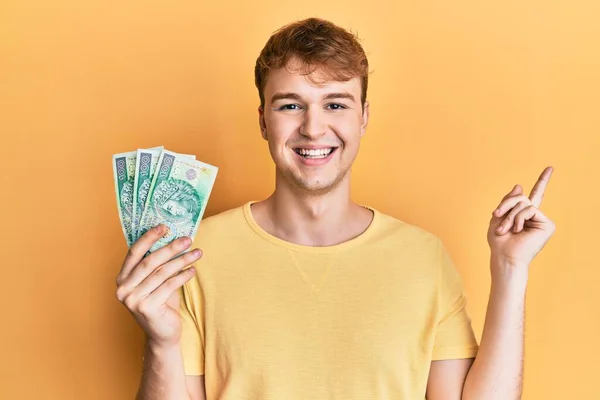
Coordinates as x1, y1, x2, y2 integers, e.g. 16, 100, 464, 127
529, 166, 553, 208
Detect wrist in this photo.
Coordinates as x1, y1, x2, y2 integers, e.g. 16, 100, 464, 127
490, 254, 529, 294
146, 336, 181, 355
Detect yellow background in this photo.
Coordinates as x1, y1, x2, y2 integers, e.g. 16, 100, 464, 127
1, 1, 598, 398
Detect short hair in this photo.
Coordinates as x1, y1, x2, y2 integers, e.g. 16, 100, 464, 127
254, 18, 369, 108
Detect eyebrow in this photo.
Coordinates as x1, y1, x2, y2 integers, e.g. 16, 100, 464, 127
270, 92, 356, 104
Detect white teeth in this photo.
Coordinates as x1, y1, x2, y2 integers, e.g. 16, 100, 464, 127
296, 148, 333, 158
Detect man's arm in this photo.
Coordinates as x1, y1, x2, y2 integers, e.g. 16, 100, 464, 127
460, 259, 527, 400
136, 339, 206, 400
426, 260, 527, 400
185, 376, 206, 400
426, 358, 474, 399
461, 168, 555, 399
428, 168, 554, 399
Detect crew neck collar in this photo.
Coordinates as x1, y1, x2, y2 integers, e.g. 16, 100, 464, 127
242, 200, 380, 253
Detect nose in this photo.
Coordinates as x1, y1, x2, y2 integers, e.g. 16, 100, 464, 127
300, 107, 326, 139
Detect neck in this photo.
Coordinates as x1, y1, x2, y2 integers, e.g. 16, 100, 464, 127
251, 171, 373, 247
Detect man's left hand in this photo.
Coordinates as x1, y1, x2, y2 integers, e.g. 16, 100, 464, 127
487, 166, 556, 269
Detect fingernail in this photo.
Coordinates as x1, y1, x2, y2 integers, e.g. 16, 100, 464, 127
181, 236, 191, 246
192, 248, 201, 257
496, 226, 503, 232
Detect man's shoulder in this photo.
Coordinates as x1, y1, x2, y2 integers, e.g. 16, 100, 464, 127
366, 208, 445, 276
373, 208, 441, 249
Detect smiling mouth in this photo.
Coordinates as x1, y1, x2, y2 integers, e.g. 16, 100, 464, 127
293, 147, 337, 159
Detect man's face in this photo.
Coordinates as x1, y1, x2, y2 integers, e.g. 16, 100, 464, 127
259, 59, 369, 194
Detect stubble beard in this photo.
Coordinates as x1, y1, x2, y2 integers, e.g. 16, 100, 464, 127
278, 161, 351, 197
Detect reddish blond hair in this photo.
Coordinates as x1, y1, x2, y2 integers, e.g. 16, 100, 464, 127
254, 18, 369, 108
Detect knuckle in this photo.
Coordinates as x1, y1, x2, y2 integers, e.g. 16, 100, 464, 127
115, 288, 125, 302
516, 200, 528, 209
165, 240, 180, 254
177, 237, 192, 249
166, 276, 181, 291
165, 275, 177, 288
137, 300, 153, 317
126, 247, 137, 261
510, 202, 525, 215
138, 258, 154, 272
123, 295, 137, 310
154, 266, 169, 282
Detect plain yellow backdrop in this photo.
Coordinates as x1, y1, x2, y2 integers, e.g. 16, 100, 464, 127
1, 1, 598, 399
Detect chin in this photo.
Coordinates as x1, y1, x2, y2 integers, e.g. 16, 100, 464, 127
297, 181, 336, 193
273, 150, 353, 194
287, 170, 349, 195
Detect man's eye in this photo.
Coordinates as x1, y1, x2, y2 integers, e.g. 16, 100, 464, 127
327, 103, 346, 110
278, 104, 301, 111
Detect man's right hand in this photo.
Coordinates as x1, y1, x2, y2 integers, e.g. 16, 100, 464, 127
116, 224, 203, 348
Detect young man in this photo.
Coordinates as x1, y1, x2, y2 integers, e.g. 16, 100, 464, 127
116, 18, 555, 400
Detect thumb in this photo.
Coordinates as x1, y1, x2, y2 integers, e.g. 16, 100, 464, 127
166, 287, 181, 311
501, 184, 523, 201
513, 184, 523, 196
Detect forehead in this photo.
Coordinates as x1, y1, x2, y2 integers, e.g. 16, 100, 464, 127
264, 60, 361, 102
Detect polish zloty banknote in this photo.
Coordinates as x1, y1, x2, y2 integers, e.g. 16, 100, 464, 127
132, 147, 163, 241
112, 151, 138, 246
132, 147, 195, 242
138, 150, 218, 253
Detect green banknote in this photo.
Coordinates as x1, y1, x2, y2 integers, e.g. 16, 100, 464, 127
132, 147, 196, 242
132, 147, 163, 241
112, 151, 137, 246
138, 150, 218, 253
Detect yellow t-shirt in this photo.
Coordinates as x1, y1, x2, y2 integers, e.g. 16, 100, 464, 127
179, 201, 479, 399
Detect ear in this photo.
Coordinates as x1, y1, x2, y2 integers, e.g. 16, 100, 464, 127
360, 101, 370, 137
258, 105, 267, 140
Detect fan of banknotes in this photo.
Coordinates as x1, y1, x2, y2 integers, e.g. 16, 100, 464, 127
112, 146, 218, 253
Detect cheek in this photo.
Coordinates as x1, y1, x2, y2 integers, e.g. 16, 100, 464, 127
265, 117, 289, 156
334, 116, 362, 144
267, 115, 300, 145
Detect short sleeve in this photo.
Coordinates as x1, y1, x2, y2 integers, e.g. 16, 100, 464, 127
178, 275, 205, 375
432, 239, 479, 360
